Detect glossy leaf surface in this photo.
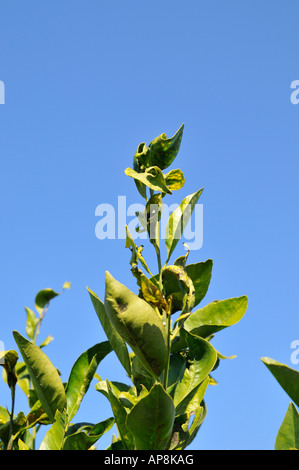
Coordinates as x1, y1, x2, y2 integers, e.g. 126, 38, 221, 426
147, 124, 184, 170
185, 259, 213, 307
173, 330, 217, 411
65, 341, 112, 421
39, 410, 67, 450
35, 289, 59, 314
165, 188, 203, 262
185, 296, 248, 338
13, 331, 66, 423
275, 403, 299, 450
104, 271, 168, 378
63, 418, 114, 450
88, 287, 131, 377
126, 383, 175, 450
261, 357, 299, 408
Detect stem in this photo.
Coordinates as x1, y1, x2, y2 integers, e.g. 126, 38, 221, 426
7, 385, 16, 450
33, 302, 49, 344
163, 312, 171, 389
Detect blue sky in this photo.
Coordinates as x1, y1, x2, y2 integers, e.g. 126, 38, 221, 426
0, 1, 298, 450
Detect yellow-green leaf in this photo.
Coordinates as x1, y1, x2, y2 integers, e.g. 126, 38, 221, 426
104, 271, 168, 378
165, 188, 203, 262
13, 331, 66, 423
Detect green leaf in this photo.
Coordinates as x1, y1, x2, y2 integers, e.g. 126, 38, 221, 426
130, 353, 155, 393
173, 330, 217, 411
39, 410, 67, 450
26, 400, 51, 427
145, 193, 163, 246
0, 405, 10, 425
125, 225, 152, 275
0, 350, 18, 389
35, 288, 59, 314
63, 418, 114, 450
0, 412, 27, 448
132, 142, 148, 199
161, 265, 195, 315
125, 166, 172, 195
185, 259, 213, 308
164, 169, 185, 191
261, 357, 299, 408
170, 379, 209, 450
65, 342, 112, 422
125, 224, 138, 267
185, 296, 248, 338
87, 287, 131, 377
167, 353, 187, 397
104, 271, 168, 378
139, 272, 167, 310
13, 331, 66, 423
18, 438, 30, 450
275, 403, 299, 450
11, 362, 30, 397
126, 383, 175, 450
106, 381, 134, 450
25, 307, 39, 340
165, 188, 204, 262
147, 124, 184, 170
39, 335, 54, 349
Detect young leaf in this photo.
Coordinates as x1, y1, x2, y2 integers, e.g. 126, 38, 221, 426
125, 166, 172, 195
35, 289, 59, 315
65, 342, 112, 422
184, 296, 248, 338
164, 168, 185, 191
133, 142, 149, 199
126, 383, 175, 450
275, 403, 299, 450
24, 307, 39, 340
104, 271, 168, 378
146, 193, 163, 246
165, 188, 204, 262
147, 123, 184, 170
87, 287, 131, 377
13, 331, 66, 423
0, 350, 18, 390
261, 358, 299, 408
125, 225, 152, 275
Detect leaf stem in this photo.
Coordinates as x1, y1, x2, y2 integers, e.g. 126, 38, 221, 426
7, 384, 16, 450
163, 311, 171, 390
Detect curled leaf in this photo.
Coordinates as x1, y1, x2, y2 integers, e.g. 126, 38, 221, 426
164, 169, 185, 191
125, 166, 172, 195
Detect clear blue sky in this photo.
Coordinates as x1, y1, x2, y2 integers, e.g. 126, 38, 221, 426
0, 1, 298, 450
